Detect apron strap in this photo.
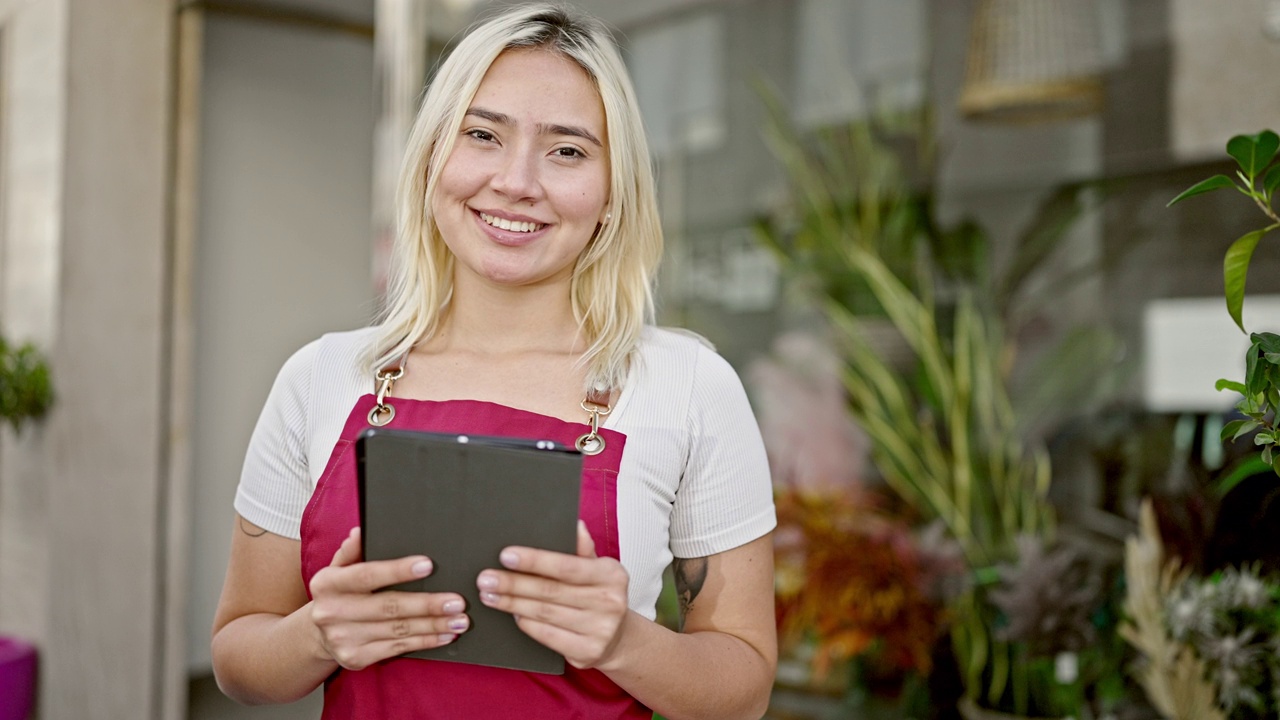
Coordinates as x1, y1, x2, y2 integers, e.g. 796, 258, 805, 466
366, 353, 614, 456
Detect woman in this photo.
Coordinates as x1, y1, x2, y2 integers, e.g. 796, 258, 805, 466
211, 4, 777, 719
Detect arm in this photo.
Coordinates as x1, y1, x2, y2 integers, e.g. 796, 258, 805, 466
479, 528, 777, 720
210, 515, 335, 705
604, 534, 776, 719
211, 516, 469, 705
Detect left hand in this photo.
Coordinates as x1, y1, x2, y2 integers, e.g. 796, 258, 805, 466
476, 521, 631, 670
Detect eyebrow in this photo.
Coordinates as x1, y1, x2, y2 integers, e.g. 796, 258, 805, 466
465, 106, 603, 148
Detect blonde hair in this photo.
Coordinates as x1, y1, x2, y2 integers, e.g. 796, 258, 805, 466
368, 3, 663, 393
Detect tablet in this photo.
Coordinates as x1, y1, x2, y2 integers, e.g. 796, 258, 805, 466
355, 427, 583, 674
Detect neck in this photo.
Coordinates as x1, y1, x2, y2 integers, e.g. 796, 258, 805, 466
434, 274, 582, 355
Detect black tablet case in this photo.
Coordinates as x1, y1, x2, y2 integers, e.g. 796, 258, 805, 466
356, 428, 583, 674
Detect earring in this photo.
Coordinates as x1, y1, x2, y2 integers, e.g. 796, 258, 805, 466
604, 212, 613, 224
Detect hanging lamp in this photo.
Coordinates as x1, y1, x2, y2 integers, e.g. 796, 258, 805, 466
958, 0, 1104, 123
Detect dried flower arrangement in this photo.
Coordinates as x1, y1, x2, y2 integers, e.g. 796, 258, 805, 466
1164, 565, 1280, 718
1121, 498, 1280, 720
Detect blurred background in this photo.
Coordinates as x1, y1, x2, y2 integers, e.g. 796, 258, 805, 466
1, 0, 1279, 718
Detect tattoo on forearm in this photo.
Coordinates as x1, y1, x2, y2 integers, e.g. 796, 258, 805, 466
238, 516, 267, 538
673, 556, 708, 631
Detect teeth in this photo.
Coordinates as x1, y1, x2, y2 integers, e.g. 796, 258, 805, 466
480, 212, 542, 233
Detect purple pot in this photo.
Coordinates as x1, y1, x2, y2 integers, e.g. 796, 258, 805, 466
0, 636, 36, 720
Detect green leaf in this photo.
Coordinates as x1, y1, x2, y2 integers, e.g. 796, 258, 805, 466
1216, 378, 1248, 394
1225, 229, 1269, 333
1246, 340, 1264, 396
1227, 131, 1280, 179
1263, 445, 1273, 465
1229, 419, 1261, 441
1214, 455, 1273, 496
1254, 432, 1275, 445
1168, 175, 1237, 206
1221, 419, 1250, 441
1266, 164, 1280, 197
1253, 332, 1280, 354
929, 216, 987, 285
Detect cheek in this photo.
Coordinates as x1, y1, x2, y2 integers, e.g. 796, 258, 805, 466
437, 153, 487, 203
560, 174, 610, 221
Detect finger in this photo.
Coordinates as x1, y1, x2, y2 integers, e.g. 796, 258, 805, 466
374, 613, 470, 639
330, 614, 471, 645
330, 630, 459, 670
496, 546, 618, 587
478, 568, 627, 617
315, 590, 468, 624
511, 616, 598, 669
315, 555, 435, 595
576, 520, 597, 559
479, 589, 577, 628
329, 527, 363, 567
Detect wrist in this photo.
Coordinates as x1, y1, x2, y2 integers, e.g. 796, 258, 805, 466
297, 601, 335, 667
595, 610, 648, 675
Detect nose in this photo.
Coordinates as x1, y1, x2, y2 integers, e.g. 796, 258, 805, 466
489, 146, 542, 203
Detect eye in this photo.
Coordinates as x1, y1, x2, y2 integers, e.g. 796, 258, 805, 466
553, 146, 586, 159
464, 128, 496, 143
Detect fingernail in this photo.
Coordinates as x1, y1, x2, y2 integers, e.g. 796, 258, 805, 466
499, 550, 520, 568
477, 573, 498, 590
481, 591, 499, 605
411, 560, 432, 577
442, 599, 464, 614
437, 633, 456, 644
448, 616, 469, 632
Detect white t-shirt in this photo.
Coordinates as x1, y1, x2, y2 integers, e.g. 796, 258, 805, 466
234, 325, 776, 619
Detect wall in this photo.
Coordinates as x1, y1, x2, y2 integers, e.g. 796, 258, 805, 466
187, 11, 376, 675
1170, 0, 1280, 160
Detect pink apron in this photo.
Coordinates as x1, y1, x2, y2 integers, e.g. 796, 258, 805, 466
299, 392, 652, 719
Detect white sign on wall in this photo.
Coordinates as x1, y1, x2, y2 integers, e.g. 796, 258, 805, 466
1143, 295, 1280, 412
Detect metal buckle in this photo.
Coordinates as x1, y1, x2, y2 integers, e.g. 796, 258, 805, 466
367, 361, 405, 427
574, 397, 611, 455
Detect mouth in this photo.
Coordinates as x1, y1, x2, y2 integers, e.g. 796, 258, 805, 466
477, 211, 547, 234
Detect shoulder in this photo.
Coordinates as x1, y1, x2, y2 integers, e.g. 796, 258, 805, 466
637, 325, 742, 384
634, 326, 719, 375
265, 326, 379, 417
279, 326, 378, 381
626, 326, 749, 420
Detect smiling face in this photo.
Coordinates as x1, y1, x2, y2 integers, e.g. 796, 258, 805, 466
431, 48, 610, 292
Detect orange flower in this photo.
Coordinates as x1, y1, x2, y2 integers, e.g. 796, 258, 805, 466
775, 490, 952, 679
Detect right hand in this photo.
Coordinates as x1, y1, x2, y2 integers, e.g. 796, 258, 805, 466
308, 527, 469, 670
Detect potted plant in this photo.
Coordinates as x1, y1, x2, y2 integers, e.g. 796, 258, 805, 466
0, 334, 54, 432
1116, 130, 1280, 720
754, 95, 1127, 717
0, 333, 52, 720
1167, 130, 1280, 477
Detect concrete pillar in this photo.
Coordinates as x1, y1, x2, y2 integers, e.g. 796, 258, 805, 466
0, 0, 178, 717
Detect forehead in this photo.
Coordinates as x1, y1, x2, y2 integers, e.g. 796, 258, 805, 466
471, 48, 606, 132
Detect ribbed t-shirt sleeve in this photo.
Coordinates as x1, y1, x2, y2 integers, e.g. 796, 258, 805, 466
669, 344, 777, 558
233, 340, 318, 540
